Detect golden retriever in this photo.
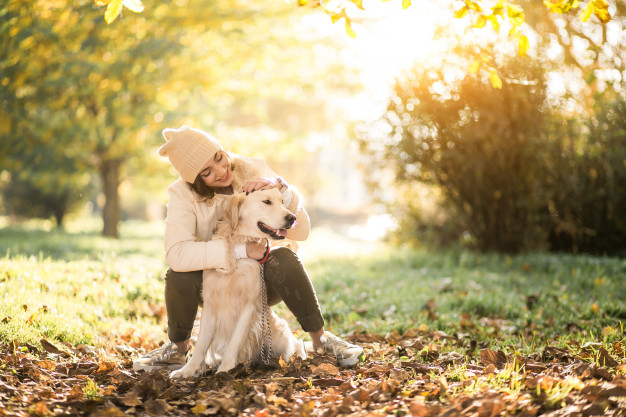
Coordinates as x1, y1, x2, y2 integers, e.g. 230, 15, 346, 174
170, 188, 306, 378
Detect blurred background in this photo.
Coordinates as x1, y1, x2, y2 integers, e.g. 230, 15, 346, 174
1, 0, 625, 255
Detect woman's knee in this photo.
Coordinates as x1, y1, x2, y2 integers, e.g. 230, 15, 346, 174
265, 247, 307, 287
268, 246, 301, 268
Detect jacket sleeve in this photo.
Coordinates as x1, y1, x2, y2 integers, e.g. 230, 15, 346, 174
163, 182, 236, 273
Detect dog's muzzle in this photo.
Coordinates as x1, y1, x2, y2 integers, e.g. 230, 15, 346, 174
258, 214, 296, 240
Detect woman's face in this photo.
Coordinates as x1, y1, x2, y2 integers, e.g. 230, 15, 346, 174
198, 150, 233, 188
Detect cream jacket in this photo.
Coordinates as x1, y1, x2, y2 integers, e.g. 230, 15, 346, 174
164, 155, 310, 272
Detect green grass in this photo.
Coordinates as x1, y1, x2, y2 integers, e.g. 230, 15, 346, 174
0, 218, 624, 356
309, 248, 626, 357
0, 217, 167, 347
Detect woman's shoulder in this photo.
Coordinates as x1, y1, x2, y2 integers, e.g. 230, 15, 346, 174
168, 178, 197, 201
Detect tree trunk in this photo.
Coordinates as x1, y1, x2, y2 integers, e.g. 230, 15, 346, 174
54, 210, 65, 229
100, 158, 122, 238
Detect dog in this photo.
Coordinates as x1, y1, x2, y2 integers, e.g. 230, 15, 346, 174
170, 188, 306, 378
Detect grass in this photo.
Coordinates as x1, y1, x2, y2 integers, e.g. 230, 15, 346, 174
0, 217, 624, 358
311, 249, 626, 345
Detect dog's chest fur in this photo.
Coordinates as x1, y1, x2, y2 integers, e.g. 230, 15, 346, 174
201, 255, 264, 361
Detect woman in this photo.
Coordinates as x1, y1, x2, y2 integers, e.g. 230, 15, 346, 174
133, 126, 363, 372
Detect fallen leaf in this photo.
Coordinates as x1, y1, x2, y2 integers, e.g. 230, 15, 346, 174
480, 349, 507, 368
310, 363, 339, 376
119, 389, 142, 407
144, 399, 169, 416
597, 347, 619, 368
40, 338, 69, 356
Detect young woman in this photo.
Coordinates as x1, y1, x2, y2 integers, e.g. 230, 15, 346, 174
133, 126, 363, 372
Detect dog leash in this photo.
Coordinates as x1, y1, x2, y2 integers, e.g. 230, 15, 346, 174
258, 242, 273, 365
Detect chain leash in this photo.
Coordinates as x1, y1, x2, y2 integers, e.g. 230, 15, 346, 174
259, 265, 273, 365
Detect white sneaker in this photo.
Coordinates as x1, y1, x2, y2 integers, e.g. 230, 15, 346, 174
315, 332, 365, 367
132, 341, 187, 372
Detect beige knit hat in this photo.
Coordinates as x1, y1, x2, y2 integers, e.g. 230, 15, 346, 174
159, 126, 222, 183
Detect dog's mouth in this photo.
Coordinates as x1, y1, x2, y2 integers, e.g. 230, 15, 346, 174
257, 222, 289, 240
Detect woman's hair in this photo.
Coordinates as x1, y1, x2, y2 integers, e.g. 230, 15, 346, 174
190, 175, 217, 198
188, 153, 236, 198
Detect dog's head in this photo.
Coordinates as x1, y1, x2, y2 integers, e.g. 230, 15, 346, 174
222, 188, 296, 240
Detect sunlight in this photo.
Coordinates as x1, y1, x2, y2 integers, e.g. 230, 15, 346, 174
300, 0, 462, 121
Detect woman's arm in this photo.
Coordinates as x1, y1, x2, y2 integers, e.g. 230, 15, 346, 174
163, 180, 236, 272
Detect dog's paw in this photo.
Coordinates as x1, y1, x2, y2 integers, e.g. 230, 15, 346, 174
216, 360, 236, 374
295, 340, 307, 359
169, 365, 201, 379
169, 369, 185, 379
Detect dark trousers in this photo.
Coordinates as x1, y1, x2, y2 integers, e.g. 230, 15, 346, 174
164, 246, 325, 343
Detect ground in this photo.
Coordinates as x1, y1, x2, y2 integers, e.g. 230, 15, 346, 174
1, 328, 625, 416
0, 223, 624, 416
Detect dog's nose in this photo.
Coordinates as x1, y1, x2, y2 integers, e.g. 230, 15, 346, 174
285, 213, 296, 226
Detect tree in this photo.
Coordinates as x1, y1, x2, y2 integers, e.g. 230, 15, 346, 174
357, 51, 551, 252
1, 0, 346, 237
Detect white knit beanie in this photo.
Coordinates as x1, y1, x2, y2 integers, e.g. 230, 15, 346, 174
159, 126, 222, 183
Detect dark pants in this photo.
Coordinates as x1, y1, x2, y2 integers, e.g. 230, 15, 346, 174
164, 246, 325, 343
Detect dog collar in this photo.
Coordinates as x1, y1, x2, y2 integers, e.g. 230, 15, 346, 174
257, 243, 270, 264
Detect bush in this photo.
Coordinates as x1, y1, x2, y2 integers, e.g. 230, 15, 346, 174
546, 95, 626, 254
358, 51, 626, 255
358, 54, 550, 253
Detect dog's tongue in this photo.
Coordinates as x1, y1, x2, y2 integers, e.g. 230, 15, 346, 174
277, 229, 288, 237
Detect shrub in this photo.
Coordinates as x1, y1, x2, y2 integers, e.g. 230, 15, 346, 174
358, 54, 550, 253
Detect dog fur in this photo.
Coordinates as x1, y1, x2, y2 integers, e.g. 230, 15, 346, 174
170, 188, 306, 378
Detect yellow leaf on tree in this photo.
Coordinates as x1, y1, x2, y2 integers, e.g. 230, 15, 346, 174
593, 0, 611, 23
474, 14, 487, 28
402, 0, 411, 9
492, 0, 505, 16
489, 70, 503, 89
518, 34, 529, 57
507, 3, 525, 26
454, 5, 468, 19
104, 0, 123, 23
579, 1, 594, 21
467, 1, 483, 12
345, 18, 357, 38
543, 0, 564, 14
352, 0, 365, 10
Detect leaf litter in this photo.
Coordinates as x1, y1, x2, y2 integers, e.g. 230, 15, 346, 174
0, 327, 625, 417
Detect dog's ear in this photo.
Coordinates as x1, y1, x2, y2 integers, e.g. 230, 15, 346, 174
225, 193, 246, 232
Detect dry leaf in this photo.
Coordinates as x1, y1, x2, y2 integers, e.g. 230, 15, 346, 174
480, 349, 508, 368
310, 363, 339, 376
119, 389, 142, 407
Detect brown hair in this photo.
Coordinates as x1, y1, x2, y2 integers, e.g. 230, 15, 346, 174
188, 156, 236, 198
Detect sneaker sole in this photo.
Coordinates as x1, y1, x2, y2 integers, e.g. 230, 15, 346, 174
132, 362, 185, 372
337, 350, 365, 367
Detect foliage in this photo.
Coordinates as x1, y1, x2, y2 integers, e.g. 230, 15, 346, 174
358, 52, 551, 252
0, 138, 93, 227
1, 174, 89, 229
546, 95, 626, 254
0, 222, 624, 415
98, 0, 613, 58
1, 0, 353, 237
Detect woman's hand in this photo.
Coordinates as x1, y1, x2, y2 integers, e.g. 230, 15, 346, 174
242, 177, 278, 194
246, 241, 268, 260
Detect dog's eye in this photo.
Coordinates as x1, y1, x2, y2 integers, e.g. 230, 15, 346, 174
263, 200, 271, 205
